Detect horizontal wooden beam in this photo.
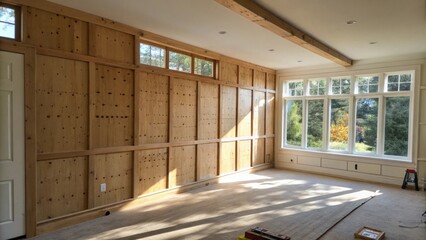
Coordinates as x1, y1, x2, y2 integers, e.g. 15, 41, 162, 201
215, 0, 353, 67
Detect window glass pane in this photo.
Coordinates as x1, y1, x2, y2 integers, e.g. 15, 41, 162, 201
286, 100, 303, 146
169, 51, 191, 73
355, 98, 378, 154
0, 6, 16, 39
331, 78, 351, 95
357, 76, 379, 94
287, 81, 303, 96
139, 43, 165, 68
307, 100, 323, 149
309, 79, 326, 96
194, 58, 213, 77
384, 97, 410, 157
329, 99, 349, 151
386, 73, 412, 92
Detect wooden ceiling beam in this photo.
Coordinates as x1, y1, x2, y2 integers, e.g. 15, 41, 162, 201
215, 0, 353, 67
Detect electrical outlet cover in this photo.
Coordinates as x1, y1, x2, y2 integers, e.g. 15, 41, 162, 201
100, 183, 106, 192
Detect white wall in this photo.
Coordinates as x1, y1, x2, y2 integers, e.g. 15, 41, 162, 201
275, 56, 426, 187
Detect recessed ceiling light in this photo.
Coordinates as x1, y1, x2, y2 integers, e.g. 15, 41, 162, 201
269, 49, 275, 52
297, 60, 303, 63
346, 20, 357, 25
219, 31, 227, 35
369, 41, 378, 45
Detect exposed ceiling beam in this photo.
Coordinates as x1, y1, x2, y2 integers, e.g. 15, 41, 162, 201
215, 0, 353, 67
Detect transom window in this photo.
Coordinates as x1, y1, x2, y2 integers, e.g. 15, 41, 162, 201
139, 41, 216, 78
283, 71, 414, 161
0, 3, 20, 40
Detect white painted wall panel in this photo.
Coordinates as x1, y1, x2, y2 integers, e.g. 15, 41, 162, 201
321, 158, 347, 170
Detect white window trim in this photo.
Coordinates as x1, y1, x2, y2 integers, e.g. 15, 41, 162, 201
281, 69, 417, 163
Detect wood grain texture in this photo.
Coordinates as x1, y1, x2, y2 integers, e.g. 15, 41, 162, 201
197, 143, 218, 180
253, 138, 265, 166
266, 93, 275, 135
253, 91, 266, 136
220, 61, 238, 84
220, 86, 237, 138
89, 24, 134, 64
25, 7, 88, 54
36, 55, 88, 153
265, 138, 274, 163
92, 152, 133, 207
238, 140, 251, 170
267, 73, 276, 90
92, 64, 134, 148
238, 66, 253, 86
169, 145, 196, 187
238, 89, 252, 137
199, 82, 219, 140
254, 69, 266, 89
220, 141, 236, 174
37, 157, 88, 221
139, 72, 169, 144
135, 148, 168, 196
172, 77, 197, 141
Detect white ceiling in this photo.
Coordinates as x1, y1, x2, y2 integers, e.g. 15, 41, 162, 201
48, 0, 426, 70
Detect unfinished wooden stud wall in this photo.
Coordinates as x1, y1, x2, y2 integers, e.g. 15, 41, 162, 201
3, 0, 276, 235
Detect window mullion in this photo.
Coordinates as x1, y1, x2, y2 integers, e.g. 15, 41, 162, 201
348, 96, 355, 153
377, 95, 384, 155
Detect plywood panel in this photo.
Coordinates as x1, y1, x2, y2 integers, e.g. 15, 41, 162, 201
169, 145, 196, 187
135, 148, 168, 196
36, 55, 88, 153
197, 143, 218, 180
265, 138, 274, 163
220, 141, 236, 174
25, 7, 88, 54
90, 24, 134, 64
172, 78, 197, 141
254, 70, 266, 89
199, 83, 219, 140
139, 72, 169, 144
220, 86, 237, 138
253, 138, 265, 166
253, 91, 266, 136
238, 89, 252, 137
238, 66, 253, 86
266, 93, 275, 135
93, 152, 133, 207
92, 65, 134, 148
220, 62, 238, 84
37, 157, 88, 221
238, 140, 251, 170
267, 73, 276, 90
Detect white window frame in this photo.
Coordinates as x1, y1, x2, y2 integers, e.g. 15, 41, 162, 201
281, 69, 415, 162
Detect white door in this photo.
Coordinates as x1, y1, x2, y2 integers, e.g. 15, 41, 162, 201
0, 51, 25, 240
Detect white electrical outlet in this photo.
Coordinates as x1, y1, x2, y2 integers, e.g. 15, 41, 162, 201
100, 183, 107, 192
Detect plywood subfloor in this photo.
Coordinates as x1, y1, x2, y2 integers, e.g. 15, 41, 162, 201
33, 169, 426, 240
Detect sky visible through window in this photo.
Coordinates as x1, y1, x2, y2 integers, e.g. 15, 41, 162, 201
0, 6, 16, 39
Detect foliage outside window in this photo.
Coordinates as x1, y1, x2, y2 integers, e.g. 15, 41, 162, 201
309, 79, 326, 96
287, 81, 303, 96
331, 77, 351, 95
169, 51, 191, 73
386, 73, 411, 92
357, 76, 379, 94
194, 58, 213, 77
140, 42, 165, 68
0, 4, 19, 39
283, 71, 414, 161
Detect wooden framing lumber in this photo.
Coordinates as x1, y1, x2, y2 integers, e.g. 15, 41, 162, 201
215, 0, 353, 67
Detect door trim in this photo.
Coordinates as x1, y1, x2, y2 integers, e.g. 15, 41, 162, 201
0, 39, 37, 237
